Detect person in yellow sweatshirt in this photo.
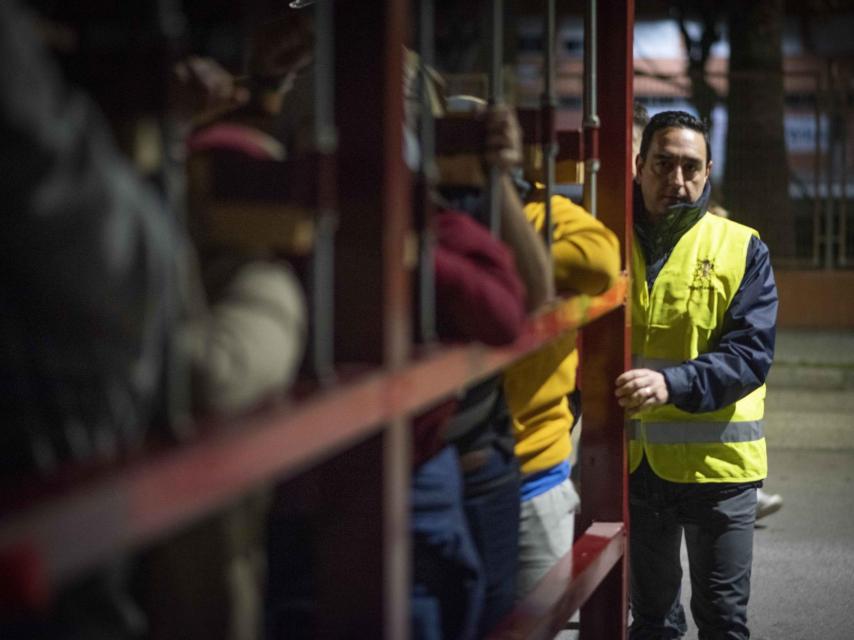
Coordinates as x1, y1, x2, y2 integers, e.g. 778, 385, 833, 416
504, 191, 621, 597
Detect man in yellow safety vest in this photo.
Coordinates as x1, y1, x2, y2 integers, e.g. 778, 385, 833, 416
615, 110, 778, 640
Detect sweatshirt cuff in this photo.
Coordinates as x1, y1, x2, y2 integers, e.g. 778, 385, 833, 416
661, 365, 692, 407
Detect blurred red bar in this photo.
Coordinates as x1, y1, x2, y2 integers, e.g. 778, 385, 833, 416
486, 522, 625, 640
0, 279, 625, 606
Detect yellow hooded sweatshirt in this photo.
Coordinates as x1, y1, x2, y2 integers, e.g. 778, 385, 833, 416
503, 195, 620, 477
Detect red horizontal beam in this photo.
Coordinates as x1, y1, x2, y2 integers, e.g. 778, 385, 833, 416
0, 276, 626, 596
486, 521, 626, 640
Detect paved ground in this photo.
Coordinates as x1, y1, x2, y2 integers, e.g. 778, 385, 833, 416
678, 330, 854, 640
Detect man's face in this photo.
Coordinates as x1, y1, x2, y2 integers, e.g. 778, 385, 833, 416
635, 126, 711, 220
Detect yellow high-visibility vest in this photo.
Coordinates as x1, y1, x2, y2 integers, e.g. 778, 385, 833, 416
630, 213, 767, 483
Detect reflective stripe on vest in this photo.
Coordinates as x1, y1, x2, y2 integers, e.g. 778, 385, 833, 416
628, 420, 764, 444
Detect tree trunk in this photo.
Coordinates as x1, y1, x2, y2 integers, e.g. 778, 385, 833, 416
675, 0, 721, 128
724, 0, 795, 259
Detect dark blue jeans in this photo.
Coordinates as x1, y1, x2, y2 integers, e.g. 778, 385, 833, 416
461, 443, 521, 638
629, 457, 757, 640
412, 446, 485, 640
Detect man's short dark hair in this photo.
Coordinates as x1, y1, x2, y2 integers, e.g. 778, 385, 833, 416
633, 101, 650, 129
638, 110, 711, 164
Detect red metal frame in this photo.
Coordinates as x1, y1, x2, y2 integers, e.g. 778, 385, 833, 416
486, 522, 625, 640
329, 1, 412, 634
0, 281, 625, 598
0, 1, 637, 635
489, 1, 635, 635
579, 1, 634, 637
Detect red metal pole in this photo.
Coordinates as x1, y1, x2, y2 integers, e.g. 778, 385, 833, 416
329, 0, 411, 636
333, 0, 411, 368
579, 0, 633, 637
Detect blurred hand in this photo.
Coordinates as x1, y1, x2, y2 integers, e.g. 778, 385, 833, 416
483, 104, 522, 172
170, 56, 249, 125
615, 368, 669, 411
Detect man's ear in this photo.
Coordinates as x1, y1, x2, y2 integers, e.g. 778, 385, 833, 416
705, 160, 713, 180
634, 154, 643, 182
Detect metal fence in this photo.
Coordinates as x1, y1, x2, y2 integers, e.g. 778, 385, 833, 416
515, 59, 854, 269
635, 68, 854, 269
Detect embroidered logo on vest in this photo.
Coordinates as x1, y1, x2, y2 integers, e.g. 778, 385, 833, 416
691, 258, 715, 290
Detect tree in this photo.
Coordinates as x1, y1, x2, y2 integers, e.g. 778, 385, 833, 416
724, 0, 795, 259
675, 0, 722, 128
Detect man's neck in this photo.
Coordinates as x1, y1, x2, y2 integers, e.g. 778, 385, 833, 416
643, 209, 666, 226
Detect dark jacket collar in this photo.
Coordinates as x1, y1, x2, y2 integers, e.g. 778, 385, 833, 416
633, 180, 711, 265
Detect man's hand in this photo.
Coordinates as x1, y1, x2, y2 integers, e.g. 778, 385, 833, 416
615, 368, 669, 411
484, 104, 522, 172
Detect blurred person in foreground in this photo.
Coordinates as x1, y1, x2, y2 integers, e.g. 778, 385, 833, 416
142, 15, 312, 640
0, 0, 199, 637
1, 1, 307, 636
421, 89, 555, 637
618, 110, 778, 640
408, 103, 549, 637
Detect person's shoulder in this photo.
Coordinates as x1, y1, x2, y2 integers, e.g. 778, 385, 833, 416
703, 214, 771, 266
435, 208, 499, 249
704, 211, 759, 238
525, 194, 591, 217
523, 194, 598, 229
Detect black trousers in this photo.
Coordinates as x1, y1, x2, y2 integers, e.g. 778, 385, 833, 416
629, 457, 758, 640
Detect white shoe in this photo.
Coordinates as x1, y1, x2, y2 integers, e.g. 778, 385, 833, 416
756, 488, 783, 520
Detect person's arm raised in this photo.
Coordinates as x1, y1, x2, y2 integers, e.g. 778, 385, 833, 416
484, 105, 555, 312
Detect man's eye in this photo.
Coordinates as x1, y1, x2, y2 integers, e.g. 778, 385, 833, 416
682, 163, 701, 177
